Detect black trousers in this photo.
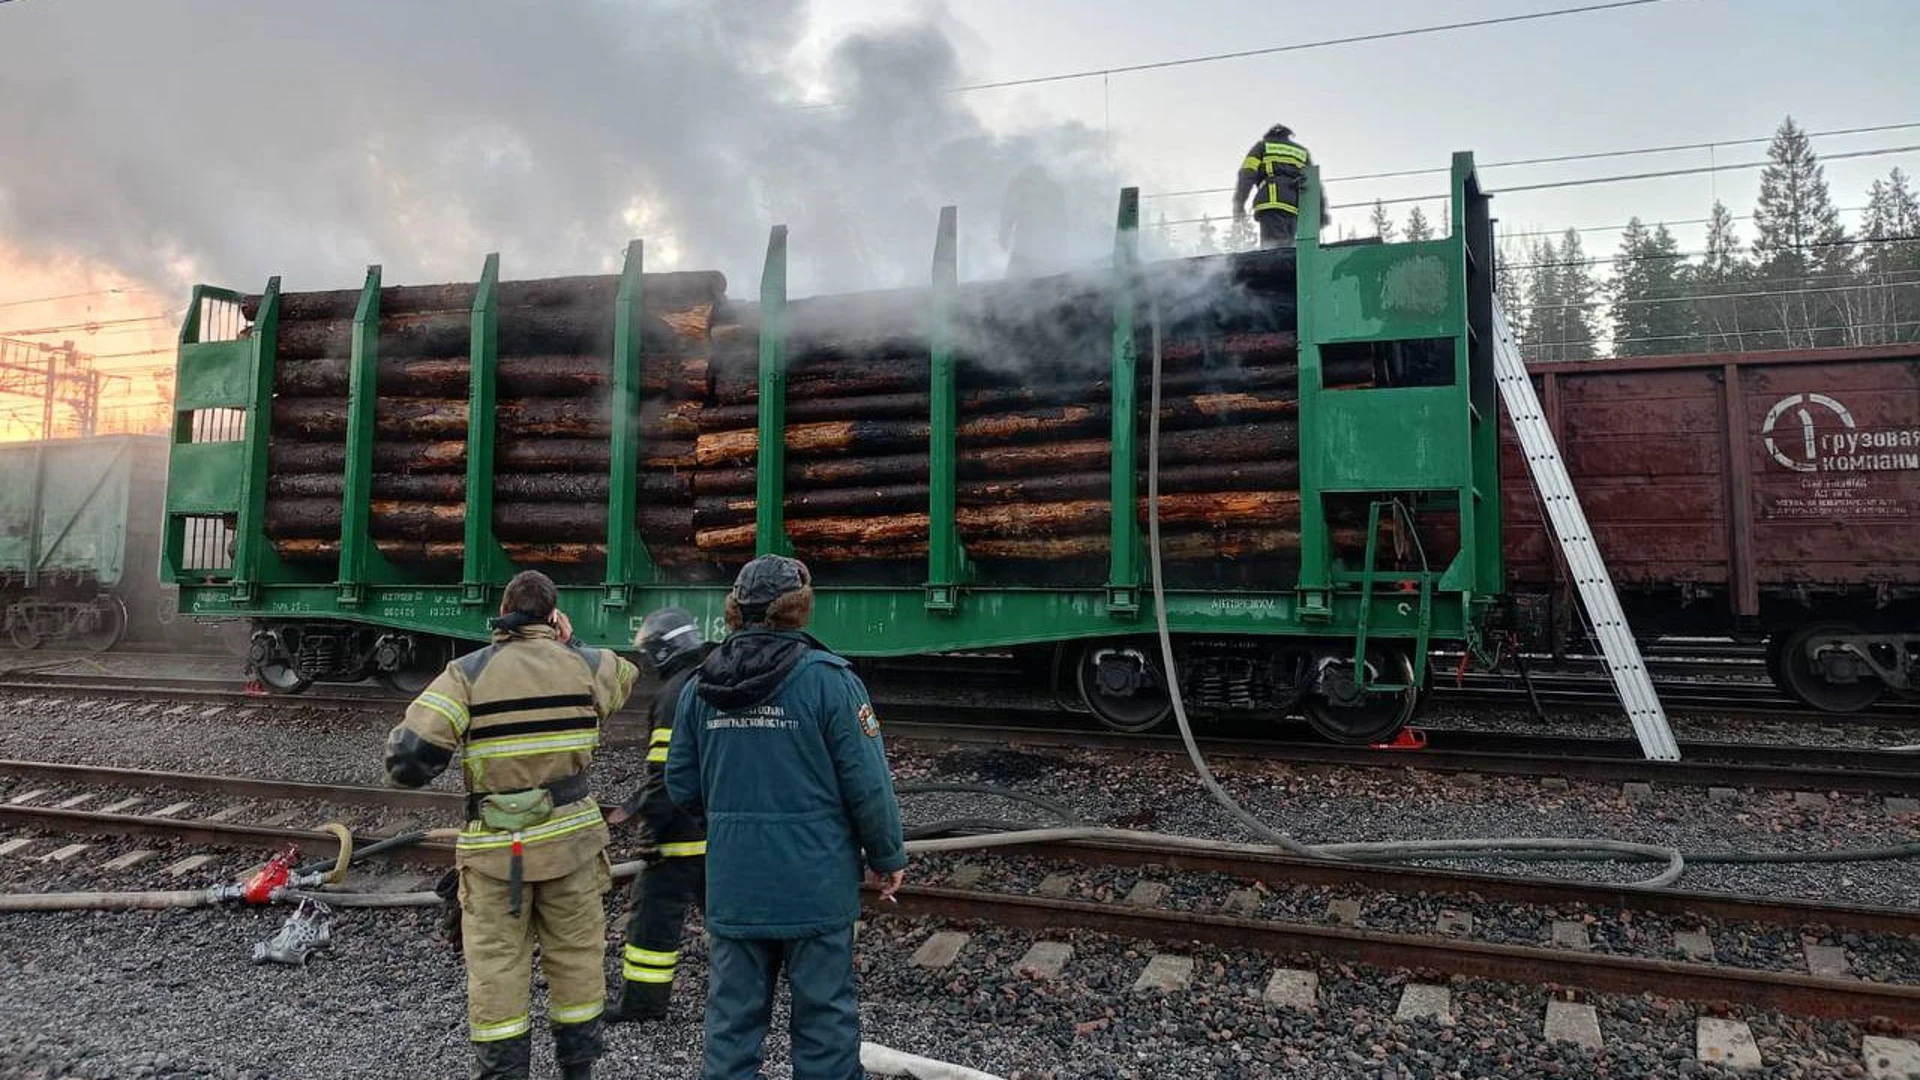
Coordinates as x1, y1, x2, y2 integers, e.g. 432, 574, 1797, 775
1257, 210, 1298, 248
619, 854, 705, 1002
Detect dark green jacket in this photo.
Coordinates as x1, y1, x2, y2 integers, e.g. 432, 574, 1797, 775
665, 630, 906, 938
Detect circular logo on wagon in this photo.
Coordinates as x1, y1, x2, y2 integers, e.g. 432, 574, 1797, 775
1759, 392, 1856, 473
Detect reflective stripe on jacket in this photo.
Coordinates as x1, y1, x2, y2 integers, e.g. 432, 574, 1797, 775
1239, 138, 1310, 216
616, 652, 710, 856
385, 624, 639, 881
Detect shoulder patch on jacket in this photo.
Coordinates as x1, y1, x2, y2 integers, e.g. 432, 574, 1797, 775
455, 643, 501, 682
856, 702, 880, 738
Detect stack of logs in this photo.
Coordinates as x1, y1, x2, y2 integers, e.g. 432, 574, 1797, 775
258, 272, 727, 579
255, 247, 1376, 584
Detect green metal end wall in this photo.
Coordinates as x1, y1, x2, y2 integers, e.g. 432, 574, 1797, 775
167, 157, 1500, 657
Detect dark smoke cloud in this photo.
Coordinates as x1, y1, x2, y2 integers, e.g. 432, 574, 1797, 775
0, 0, 1114, 298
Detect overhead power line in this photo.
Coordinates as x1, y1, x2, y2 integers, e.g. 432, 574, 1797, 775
0, 313, 174, 337
1497, 144, 1920, 194
1149, 144, 1920, 228
0, 288, 128, 310
1500, 233, 1920, 271
952, 0, 1684, 93
1145, 123, 1920, 203
1495, 205, 1871, 242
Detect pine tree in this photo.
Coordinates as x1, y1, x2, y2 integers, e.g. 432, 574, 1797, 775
1691, 200, 1752, 353
1227, 213, 1256, 253
1496, 235, 1529, 343
1752, 116, 1852, 346
1196, 214, 1220, 257
1369, 200, 1397, 243
1859, 168, 1920, 343
1405, 206, 1433, 242
1518, 236, 1562, 363
1555, 228, 1599, 360
1610, 219, 1695, 356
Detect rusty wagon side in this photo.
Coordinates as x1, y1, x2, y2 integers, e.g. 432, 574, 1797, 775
1502, 344, 1920, 711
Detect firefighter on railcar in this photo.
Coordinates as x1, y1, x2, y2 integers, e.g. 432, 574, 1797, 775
1233, 122, 1315, 248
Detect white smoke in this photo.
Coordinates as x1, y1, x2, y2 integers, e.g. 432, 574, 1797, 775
0, 0, 1117, 299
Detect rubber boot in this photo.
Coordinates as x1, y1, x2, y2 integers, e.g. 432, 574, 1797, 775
469, 1034, 531, 1080
553, 1017, 604, 1080
605, 979, 670, 1024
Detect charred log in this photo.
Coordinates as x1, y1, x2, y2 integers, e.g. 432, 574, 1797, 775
245, 271, 728, 322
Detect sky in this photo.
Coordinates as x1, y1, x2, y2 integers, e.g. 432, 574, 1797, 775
0, 0, 1915, 435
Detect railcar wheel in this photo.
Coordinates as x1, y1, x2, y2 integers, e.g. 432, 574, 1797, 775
8, 618, 40, 650
380, 637, 449, 695
73, 595, 128, 653
1777, 621, 1883, 714
248, 629, 313, 694
255, 659, 313, 694
1303, 647, 1420, 744
1074, 641, 1172, 733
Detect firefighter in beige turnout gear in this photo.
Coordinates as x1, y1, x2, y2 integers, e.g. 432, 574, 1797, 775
385, 571, 639, 1080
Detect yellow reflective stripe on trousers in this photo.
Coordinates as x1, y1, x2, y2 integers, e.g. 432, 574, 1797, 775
646, 747, 669, 763
624, 944, 679, 966
463, 730, 599, 762
657, 840, 706, 857
457, 805, 604, 850
623, 964, 676, 983
550, 999, 605, 1025
471, 1014, 532, 1042
649, 728, 672, 745
416, 691, 470, 735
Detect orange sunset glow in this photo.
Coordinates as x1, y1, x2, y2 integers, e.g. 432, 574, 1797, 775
0, 239, 179, 442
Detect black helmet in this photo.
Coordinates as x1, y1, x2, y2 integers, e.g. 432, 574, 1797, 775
1266, 122, 1294, 140
635, 607, 704, 675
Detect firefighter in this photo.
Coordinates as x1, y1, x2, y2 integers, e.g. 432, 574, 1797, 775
605, 606, 714, 1023
385, 570, 638, 1080
665, 555, 907, 1080
1233, 123, 1313, 248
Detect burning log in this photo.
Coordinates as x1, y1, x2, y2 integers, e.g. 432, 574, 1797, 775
270, 440, 470, 474
695, 526, 1362, 565
687, 420, 1301, 496
243, 271, 728, 322
687, 460, 1300, 528
272, 305, 719, 363
270, 397, 701, 441
694, 394, 1298, 467
272, 352, 708, 400
690, 492, 1301, 552
691, 364, 1329, 433
266, 471, 690, 502
270, 536, 711, 570
265, 498, 696, 544
266, 435, 695, 481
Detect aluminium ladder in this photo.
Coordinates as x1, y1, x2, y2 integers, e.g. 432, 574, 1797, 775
1490, 300, 1681, 761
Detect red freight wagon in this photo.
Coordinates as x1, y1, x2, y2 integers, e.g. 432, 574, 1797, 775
1502, 344, 1920, 712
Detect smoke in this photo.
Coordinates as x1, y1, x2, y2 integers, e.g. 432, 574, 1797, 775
0, 0, 1115, 300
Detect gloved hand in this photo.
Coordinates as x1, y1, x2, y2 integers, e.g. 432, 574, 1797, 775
434, 868, 462, 947
633, 833, 662, 866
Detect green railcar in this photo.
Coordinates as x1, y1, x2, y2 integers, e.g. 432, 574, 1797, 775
0, 433, 171, 650
164, 157, 1502, 741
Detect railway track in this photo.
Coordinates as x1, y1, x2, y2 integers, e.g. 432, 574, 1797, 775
0, 759, 1913, 1027
2, 675, 1915, 793
879, 713, 1920, 795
